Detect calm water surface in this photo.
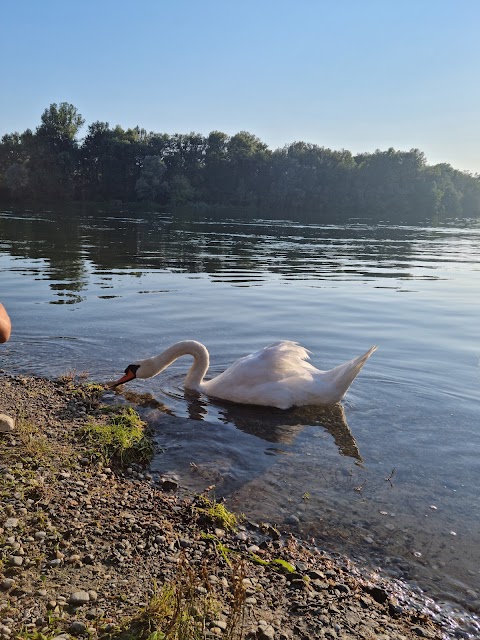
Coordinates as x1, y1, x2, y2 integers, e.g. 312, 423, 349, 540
1, 208, 479, 631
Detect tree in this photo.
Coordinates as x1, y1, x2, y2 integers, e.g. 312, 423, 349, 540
22, 103, 86, 200
204, 131, 230, 203
135, 156, 167, 201
167, 174, 194, 206
227, 132, 270, 205
4, 163, 30, 199
36, 102, 85, 151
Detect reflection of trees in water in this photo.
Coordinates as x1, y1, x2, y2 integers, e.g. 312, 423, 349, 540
0, 211, 87, 300
1, 209, 465, 293
80, 216, 434, 281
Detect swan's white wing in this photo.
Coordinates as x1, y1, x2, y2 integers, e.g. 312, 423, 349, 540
213, 341, 314, 383
202, 341, 318, 408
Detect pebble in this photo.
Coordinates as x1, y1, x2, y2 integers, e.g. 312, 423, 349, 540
160, 477, 178, 491
48, 559, 62, 567
258, 625, 275, 639
70, 620, 86, 634
67, 554, 82, 564
179, 538, 192, 548
4, 518, 19, 529
235, 531, 248, 541
0, 579, 15, 591
0, 413, 15, 432
0, 624, 12, 638
69, 591, 90, 606
214, 620, 227, 630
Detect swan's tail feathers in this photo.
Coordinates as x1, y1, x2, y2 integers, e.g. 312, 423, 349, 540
329, 346, 378, 401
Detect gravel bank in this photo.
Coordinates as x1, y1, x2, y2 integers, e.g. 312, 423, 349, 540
0, 372, 446, 639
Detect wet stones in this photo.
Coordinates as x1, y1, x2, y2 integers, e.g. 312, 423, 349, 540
366, 585, 389, 604
158, 476, 179, 491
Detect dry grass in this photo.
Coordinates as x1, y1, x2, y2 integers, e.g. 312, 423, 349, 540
103, 556, 247, 640
0, 415, 76, 470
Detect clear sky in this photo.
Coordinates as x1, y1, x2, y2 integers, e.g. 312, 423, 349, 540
1, 0, 479, 173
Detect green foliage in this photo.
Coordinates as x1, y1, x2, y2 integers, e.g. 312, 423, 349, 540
1, 103, 480, 221
136, 155, 167, 201
194, 495, 238, 531
250, 554, 296, 573
79, 406, 153, 465
270, 558, 296, 573
37, 102, 85, 147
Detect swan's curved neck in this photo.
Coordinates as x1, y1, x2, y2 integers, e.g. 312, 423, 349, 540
142, 340, 209, 391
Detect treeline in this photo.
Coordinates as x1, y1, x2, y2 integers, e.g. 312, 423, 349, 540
1, 102, 479, 221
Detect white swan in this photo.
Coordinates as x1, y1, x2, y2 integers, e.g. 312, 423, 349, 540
111, 340, 377, 410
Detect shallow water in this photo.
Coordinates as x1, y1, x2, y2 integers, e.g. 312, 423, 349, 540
1, 207, 479, 631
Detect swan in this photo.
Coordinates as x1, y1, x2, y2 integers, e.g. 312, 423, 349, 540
111, 340, 377, 410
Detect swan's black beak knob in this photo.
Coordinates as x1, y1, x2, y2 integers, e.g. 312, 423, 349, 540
110, 364, 139, 388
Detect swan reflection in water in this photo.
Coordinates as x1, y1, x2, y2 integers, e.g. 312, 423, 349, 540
119, 387, 362, 463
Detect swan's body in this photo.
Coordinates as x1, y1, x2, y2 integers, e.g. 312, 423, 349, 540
112, 340, 377, 410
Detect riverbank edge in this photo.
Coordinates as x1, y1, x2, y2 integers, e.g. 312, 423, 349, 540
0, 371, 444, 639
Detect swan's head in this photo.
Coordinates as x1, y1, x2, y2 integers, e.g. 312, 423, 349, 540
110, 355, 165, 387
110, 363, 141, 387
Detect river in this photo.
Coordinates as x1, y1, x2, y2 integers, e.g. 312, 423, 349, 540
1, 206, 479, 633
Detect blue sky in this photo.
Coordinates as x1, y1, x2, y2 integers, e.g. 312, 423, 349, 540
2, 0, 479, 172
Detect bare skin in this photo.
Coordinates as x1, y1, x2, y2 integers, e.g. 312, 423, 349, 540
0, 303, 11, 343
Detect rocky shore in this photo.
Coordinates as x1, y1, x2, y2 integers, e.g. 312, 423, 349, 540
0, 371, 446, 639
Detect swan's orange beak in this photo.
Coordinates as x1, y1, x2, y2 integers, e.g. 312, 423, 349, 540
110, 369, 136, 388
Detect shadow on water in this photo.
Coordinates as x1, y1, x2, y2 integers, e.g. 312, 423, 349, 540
117, 387, 362, 463
211, 399, 363, 462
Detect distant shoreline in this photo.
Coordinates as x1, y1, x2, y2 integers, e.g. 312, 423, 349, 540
2, 199, 475, 228
2, 103, 479, 223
